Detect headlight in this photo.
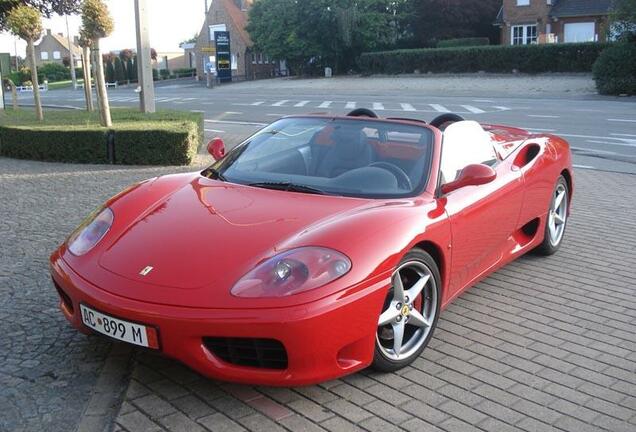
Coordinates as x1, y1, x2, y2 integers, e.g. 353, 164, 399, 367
67, 207, 114, 256
231, 247, 351, 298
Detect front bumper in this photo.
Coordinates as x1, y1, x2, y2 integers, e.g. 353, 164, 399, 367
50, 250, 389, 386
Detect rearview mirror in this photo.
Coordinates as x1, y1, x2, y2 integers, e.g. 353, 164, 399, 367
207, 137, 226, 160
441, 164, 496, 195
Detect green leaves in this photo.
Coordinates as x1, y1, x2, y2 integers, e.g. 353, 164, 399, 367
6, 4, 42, 42
80, 0, 113, 40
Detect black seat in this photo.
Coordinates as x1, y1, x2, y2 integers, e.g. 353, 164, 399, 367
310, 126, 374, 178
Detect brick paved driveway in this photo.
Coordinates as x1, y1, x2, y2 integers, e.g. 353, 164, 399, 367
1, 157, 635, 432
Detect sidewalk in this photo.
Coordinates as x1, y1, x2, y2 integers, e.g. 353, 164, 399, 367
112, 168, 636, 432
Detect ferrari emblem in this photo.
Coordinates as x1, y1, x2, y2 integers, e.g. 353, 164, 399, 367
139, 266, 154, 276
401, 304, 410, 317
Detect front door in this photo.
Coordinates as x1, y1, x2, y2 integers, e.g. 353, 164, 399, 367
442, 157, 524, 298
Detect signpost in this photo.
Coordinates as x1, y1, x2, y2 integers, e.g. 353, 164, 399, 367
214, 31, 232, 83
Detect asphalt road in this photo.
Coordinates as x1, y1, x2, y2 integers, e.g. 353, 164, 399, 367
16, 77, 636, 174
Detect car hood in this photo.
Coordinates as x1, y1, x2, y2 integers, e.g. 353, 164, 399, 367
67, 173, 397, 308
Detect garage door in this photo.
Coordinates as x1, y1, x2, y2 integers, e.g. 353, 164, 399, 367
564, 22, 595, 42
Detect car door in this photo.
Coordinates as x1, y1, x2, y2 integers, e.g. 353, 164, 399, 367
442, 156, 525, 298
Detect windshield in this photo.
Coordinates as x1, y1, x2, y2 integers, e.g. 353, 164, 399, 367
204, 117, 434, 198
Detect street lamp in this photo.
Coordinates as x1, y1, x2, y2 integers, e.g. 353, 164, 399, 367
65, 15, 77, 90
134, 0, 156, 113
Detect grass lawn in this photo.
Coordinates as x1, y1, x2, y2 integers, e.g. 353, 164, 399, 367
0, 108, 204, 165
46, 80, 76, 90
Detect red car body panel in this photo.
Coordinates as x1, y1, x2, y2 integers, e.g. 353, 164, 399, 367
50, 116, 573, 386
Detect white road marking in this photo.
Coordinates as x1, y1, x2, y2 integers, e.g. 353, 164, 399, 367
473, 99, 494, 103
251, 101, 265, 106
205, 119, 267, 126
573, 164, 595, 169
528, 114, 560, 118
373, 102, 385, 110
571, 146, 618, 155
430, 104, 450, 112
295, 100, 311, 107
272, 100, 290, 107
400, 103, 416, 111
559, 133, 636, 142
345, 101, 356, 109
205, 128, 226, 133
608, 118, 636, 123
586, 140, 636, 148
610, 133, 636, 138
202, 102, 214, 105
223, 111, 243, 115
267, 114, 287, 117
190, 110, 204, 113
318, 101, 333, 108
461, 105, 485, 114
493, 106, 511, 111
182, 97, 197, 101
522, 127, 557, 132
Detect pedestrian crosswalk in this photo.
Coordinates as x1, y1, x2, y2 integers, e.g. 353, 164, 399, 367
61, 95, 511, 114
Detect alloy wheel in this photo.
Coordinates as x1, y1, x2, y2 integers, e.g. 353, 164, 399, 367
548, 183, 568, 246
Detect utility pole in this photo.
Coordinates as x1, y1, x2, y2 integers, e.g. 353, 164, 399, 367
65, 15, 77, 90
134, 0, 155, 113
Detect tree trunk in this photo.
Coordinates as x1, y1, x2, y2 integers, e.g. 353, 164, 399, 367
92, 39, 112, 127
82, 46, 94, 112
27, 39, 43, 121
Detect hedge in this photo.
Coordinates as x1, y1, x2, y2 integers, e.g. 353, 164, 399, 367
437, 37, 490, 48
593, 42, 636, 95
0, 109, 203, 165
359, 42, 610, 74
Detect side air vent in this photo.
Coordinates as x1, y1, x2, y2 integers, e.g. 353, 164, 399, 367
203, 337, 288, 370
513, 143, 541, 169
53, 279, 74, 314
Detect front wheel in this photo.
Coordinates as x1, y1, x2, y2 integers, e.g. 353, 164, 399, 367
535, 175, 569, 255
372, 249, 441, 372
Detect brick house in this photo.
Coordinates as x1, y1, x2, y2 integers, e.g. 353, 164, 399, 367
494, 0, 612, 45
34, 29, 81, 67
194, 0, 280, 80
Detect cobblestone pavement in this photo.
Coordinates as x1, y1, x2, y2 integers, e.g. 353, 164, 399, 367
111, 168, 636, 432
2, 156, 636, 432
0, 158, 199, 432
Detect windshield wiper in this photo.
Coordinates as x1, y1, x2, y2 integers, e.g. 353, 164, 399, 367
248, 182, 326, 195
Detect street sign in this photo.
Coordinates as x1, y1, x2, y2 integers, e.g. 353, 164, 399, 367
214, 31, 232, 83
200, 46, 216, 53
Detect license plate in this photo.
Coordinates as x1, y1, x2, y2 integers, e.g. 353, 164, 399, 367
80, 304, 159, 349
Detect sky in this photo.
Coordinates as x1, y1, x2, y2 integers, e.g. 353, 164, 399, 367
0, 0, 206, 57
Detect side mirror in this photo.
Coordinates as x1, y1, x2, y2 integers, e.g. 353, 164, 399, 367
441, 163, 496, 195
207, 137, 226, 160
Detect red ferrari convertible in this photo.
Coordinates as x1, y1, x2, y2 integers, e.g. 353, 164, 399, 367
50, 109, 573, 386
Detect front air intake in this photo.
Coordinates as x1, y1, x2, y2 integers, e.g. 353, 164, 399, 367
203, 337, 288, 370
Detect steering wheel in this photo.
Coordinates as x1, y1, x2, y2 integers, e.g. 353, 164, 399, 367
368, 162, 412, 190
430, 113, 465, 129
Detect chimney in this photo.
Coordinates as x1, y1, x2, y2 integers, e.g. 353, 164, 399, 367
46, 29, 52, 36
58, 32, 64, 37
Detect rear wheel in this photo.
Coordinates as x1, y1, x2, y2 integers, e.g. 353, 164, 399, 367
372, 249, 441, 372
535, 176, 569, 255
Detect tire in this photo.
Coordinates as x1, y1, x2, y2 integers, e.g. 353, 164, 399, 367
372, 249, 441, 372
535, 175, 569, 256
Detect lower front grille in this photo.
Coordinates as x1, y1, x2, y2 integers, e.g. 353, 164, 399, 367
203, 337, 288, 370
53, 279, 74, 314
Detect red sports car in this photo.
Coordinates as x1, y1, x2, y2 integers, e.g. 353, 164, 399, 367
50, 109, 573, 386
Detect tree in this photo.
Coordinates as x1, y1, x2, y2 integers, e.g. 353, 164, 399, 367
78, 30, 93, 112
105, 58, 115, 83
6, 5, 44, 120
127, 56, 136, 82
81, 0, 114, 127
610, 0, 636, 41
1, 0, 80, 31
113, 56, 125, 83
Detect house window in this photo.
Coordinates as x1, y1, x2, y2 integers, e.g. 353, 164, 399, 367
258, 53, 263, 64
511, 24, 537, 45
53, 51, 61, 59
252, 52, 257, 64
264, 55, 269, 64
41, 51, 49, 60
231, 53, 237, 70
517, 0, 530, 5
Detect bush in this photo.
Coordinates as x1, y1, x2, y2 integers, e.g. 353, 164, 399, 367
159, 68, 170, 79
173, 67, 196, 75
152, 68, 159, 81
0, 109, 203, 165
358, 42, 609, 74
593, 43, 636, 95
437, 37, 490, 48
38, 62, 71, 82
